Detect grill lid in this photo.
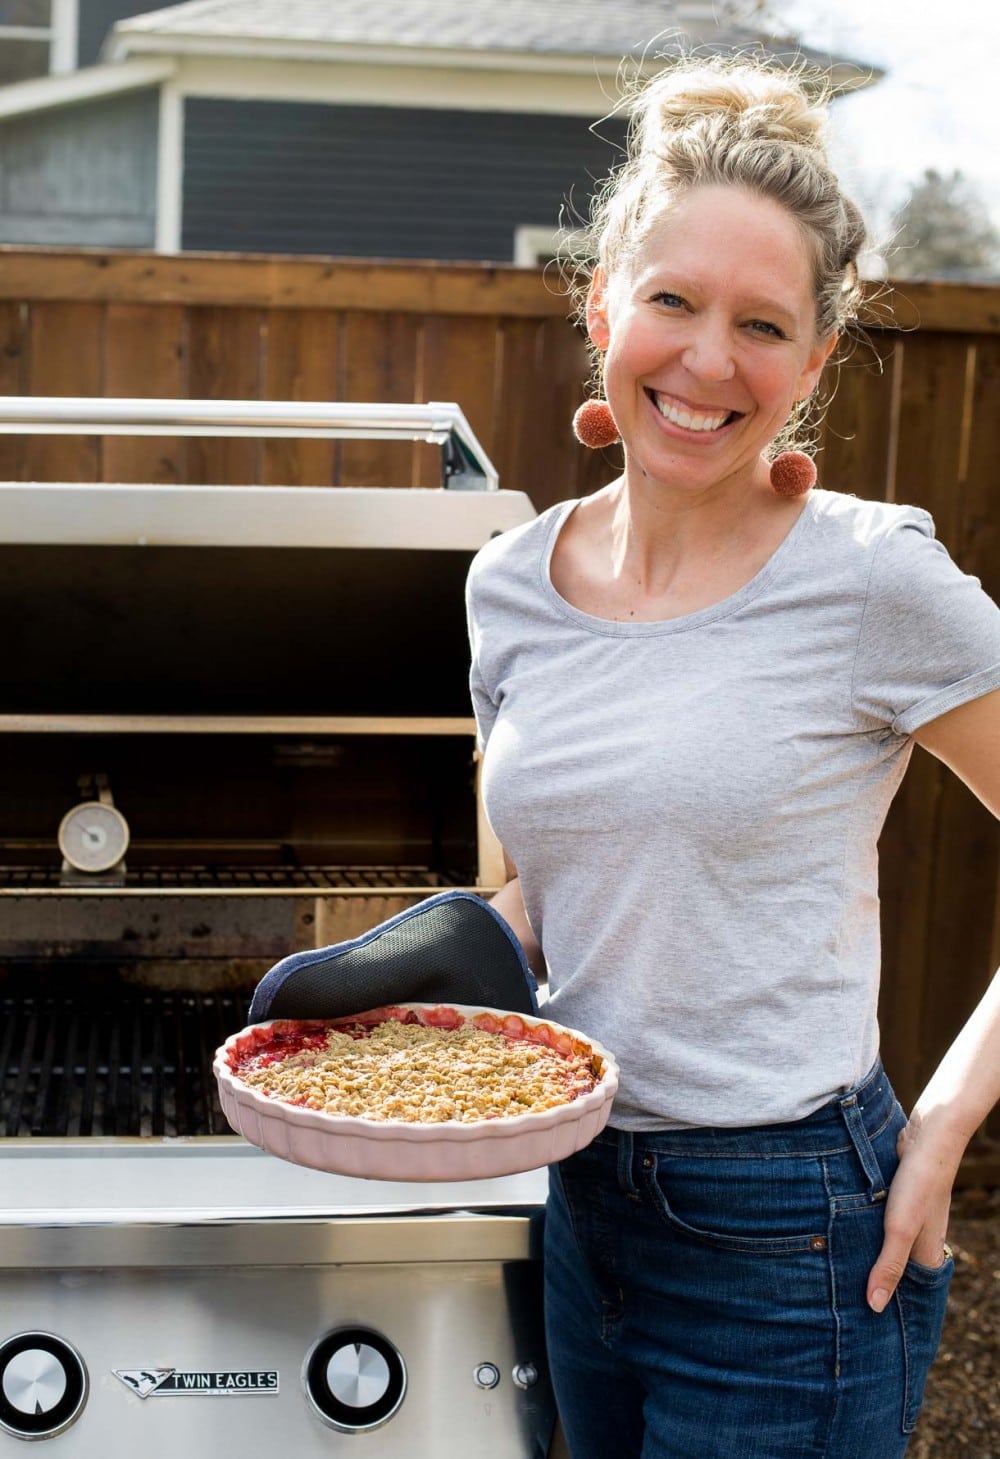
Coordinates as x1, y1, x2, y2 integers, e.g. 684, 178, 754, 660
0, 398, 504, 492
0, 482, 532, 550
0, 398, 535, 718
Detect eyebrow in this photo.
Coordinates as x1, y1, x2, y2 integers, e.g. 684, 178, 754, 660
639, 273, 802, 327
740, 297, 800, 325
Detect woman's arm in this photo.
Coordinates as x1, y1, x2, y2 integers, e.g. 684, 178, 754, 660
867, 686, 1000, 1312
490, 852, 546, 980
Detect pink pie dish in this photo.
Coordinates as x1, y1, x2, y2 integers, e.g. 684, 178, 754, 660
214, 1003, 619, 1182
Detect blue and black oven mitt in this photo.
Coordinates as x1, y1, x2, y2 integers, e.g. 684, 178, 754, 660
248, 889, 539, 1023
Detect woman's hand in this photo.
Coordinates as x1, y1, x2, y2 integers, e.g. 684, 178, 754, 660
866, 694, 1000, 1311
867, 1109, 963, 1312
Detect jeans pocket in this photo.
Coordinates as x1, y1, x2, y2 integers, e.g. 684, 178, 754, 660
897, 1253, 954, 1433
868, 1101, 906, 1185
641, 1154, 828, 1254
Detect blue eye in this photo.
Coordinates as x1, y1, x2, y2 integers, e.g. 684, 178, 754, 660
749, 319, 785, 338
653, 292, 686, 308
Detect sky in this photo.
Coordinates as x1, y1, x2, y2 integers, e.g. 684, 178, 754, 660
767, 0, 1000, 262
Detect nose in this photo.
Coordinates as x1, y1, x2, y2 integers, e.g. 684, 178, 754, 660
680, 319, 736, 382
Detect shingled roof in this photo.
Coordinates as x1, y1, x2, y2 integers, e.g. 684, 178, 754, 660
105, 0, 875, 87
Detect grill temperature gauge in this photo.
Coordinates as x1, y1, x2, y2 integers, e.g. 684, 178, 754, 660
58, 773, 130, 879
58, 802, 130, 873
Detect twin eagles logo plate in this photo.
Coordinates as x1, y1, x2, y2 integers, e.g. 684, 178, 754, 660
113, 1369, 279, 1399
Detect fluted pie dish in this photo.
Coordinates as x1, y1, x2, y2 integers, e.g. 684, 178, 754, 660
214, 1002, 619, 1181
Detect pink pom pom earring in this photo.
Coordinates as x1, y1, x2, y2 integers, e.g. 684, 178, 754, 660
768, 451, 817, 498
572, 400, 620, 449
572, 401, 816, 500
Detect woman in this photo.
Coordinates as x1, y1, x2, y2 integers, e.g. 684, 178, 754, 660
466, 58, 1000, 1458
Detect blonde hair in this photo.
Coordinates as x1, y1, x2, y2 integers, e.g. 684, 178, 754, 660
590, 57, 867, 340
572, 58, 868, 455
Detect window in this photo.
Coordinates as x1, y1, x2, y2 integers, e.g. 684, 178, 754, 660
513, 224, 585, 269
0, 0, 77, 84
0, 0, 51, 22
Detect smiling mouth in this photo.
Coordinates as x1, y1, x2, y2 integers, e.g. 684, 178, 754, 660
648, 391, 741, 433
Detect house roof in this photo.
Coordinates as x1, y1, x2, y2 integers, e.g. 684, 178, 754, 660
104, 0, 877, 88
107, 0, 776, 55
0, 57, 174, 122
0, 0, 879, 125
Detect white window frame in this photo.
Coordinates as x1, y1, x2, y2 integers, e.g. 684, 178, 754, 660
0, 0, 78, 79
514, 226, 559, 267
513, 224, 586, 268
50, 0, 78, 74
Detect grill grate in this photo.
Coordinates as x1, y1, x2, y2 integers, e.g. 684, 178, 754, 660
0, 989, 251, 1138
0, 865, 468, 891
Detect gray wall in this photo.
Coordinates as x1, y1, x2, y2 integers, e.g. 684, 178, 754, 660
77, 0, 174, 67
182, 98, 627, 260
0, 89, 157, 246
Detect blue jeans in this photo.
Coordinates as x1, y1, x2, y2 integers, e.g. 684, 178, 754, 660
544, 1061, 953, 1459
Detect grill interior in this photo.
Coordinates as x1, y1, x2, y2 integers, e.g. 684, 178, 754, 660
1, 973, 251, 1138
0, 487, 499, 1145
0, 733, 479, 873
1, 545, 474, 717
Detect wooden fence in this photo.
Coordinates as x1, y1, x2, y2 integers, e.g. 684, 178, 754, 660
1, 246, 998, 1179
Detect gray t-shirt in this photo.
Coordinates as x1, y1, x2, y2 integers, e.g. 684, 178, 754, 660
466, 489, 1000, 1129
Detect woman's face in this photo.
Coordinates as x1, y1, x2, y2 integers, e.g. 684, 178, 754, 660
588, 184, 837, 497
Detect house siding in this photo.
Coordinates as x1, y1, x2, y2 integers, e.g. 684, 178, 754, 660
0, 90, 157, 247
77, 0, 174, 67
182, 98, 626, 260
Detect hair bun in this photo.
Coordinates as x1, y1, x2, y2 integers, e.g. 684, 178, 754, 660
638, 65, 828, 157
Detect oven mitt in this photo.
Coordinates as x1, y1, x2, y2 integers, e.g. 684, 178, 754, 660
248, 889, 538, 1023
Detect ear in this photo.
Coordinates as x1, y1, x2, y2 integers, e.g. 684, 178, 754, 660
796, 329, 838, 400
586, 269, 611, 351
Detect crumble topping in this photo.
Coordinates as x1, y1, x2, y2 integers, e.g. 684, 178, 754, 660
236, 1017, 599, 1123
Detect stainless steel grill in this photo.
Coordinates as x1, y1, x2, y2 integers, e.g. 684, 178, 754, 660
0, 398, 559, 1458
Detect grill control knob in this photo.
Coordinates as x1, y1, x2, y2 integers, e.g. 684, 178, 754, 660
0, 1333, 88, 1439
513, 1362, 539, 1389
304, 1328, 405, 1433
327, 1343, 390, 1406
473, 1362, 501, 1389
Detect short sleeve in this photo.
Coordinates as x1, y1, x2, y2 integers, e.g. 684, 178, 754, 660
466, 571, 498, 753
852, 511, 1000, 735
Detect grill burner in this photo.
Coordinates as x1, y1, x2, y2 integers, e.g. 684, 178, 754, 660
0, 981, 250, 1138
